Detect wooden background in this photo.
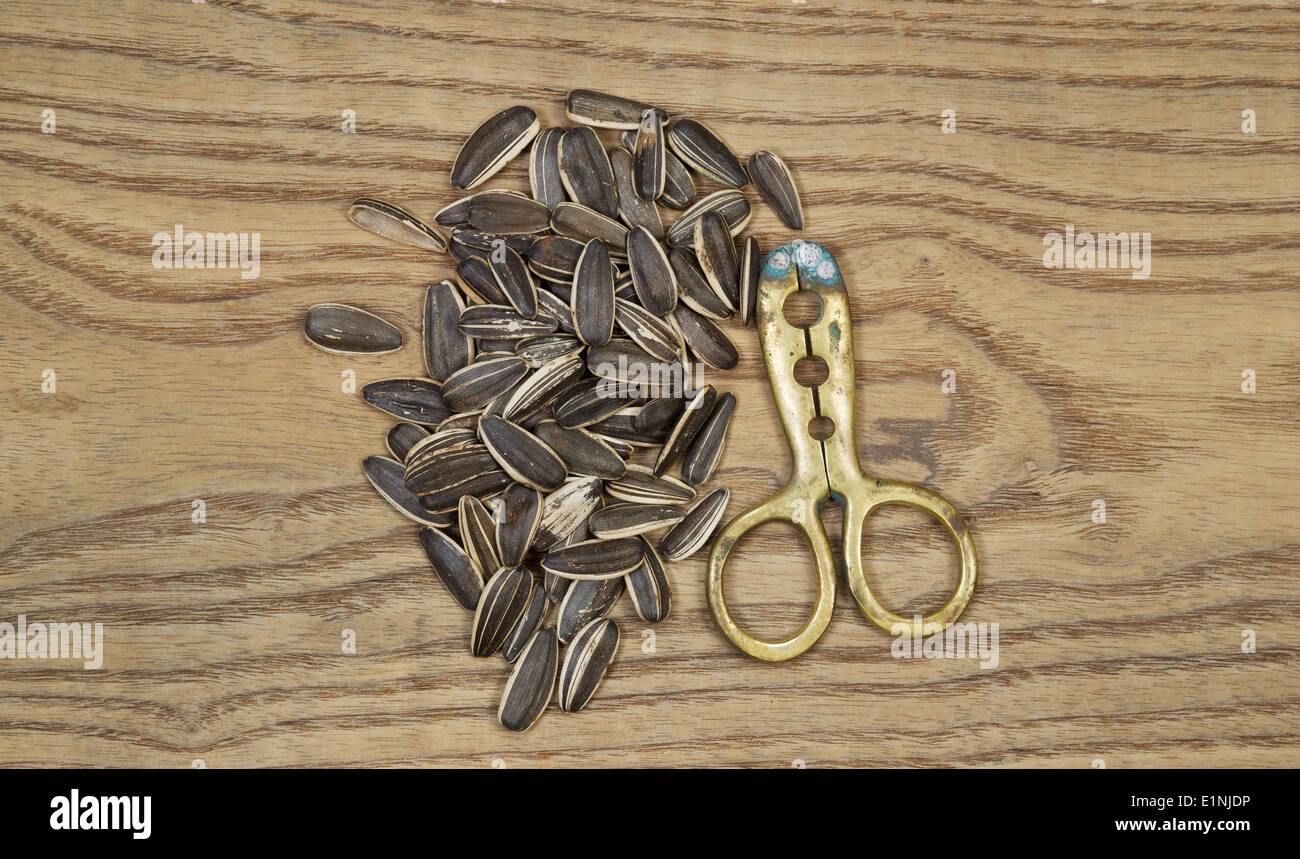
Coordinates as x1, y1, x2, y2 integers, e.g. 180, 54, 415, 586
1, 0, 1296, 768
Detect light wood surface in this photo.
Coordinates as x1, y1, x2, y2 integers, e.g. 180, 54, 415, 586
1, 0, 1296, 768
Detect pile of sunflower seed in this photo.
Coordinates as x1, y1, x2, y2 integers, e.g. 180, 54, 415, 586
305, 90, 803, 732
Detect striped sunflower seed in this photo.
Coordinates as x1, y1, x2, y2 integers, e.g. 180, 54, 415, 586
305, 303, 403, 355
681, 391, 735, 486
529, 127, 567, 212
541, 537, 645, 580
626, 225, 677, 316
423, 281, 473, 382
441, 355, 528, 412
418, 525, 484, 610
666, 118, 748, 188
459, 304, 557, 340
653, 385, 717, 475
669, 246, 732, 319
347, 198, 447, 252
528, 235, 585, 282
499, 626, 557, 731
362, 378, 449, 425
551, 202, 629, 250
501, 355, 585, 421
386, 422, 429, 463
405, 442, 512, 512
468, 193, 553, 235
489, 245, 539, 319
456, 256, 510, 305
613, 298, 681, 364
635, 396, 685, 436
436, 189, 527, 227
738, 236, 760, 326
363, 456, 456, 528
572, 239, 615, 348
633, 109, 666, 200
515, 334, 584, 366
694, 211, 739, 310
459, 494, 502, 577
608, 147, 665, 241
451, 227, 537, 255
478, 414, 568, 492
565, 89, 667, 130
470, 565, 534, 656
659, 146, 696, 209
533, 420, 627, 480
495, 482, 543, 568
502, 580, 549, 664
558, 618, 619, 712
665, 189, 751, 247
625, 538, 671, 623
588, 502, 686, 539
748, 150, 804, 230
673, 303, 739, 371
559, 126, 619, 220
660, 487, 730, 561
556, 577, 622, 643
532, 476, 603, 552
451, 105, 540, 190
607, 464, 696, 504
534, 288, 578, 334
553, 380, 640, 429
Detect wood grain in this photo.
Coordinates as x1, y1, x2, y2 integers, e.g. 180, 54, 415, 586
1, 0, 1297, 768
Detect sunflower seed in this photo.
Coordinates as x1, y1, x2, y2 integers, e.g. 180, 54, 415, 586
451, 105, 540, 190
587, 409, 665, 447
625, 539, 671, 623
386, 422, 429, 462
516, 334, 584, 366
558, 618, 619, 712
305, 303, 403, 355
626, 226, 677, 316
459, 304, 558, 339
494, 483, 542, 569
694, 211, 739, 309
441, 355, 529, 412
424, 281, 474, 382
501, 355, 585, 421
633, 109, 667, 200
566, 89, 667, 130
470, 565, 534, 657
666, 119, 748, 188
502, 577, 549, 663
534, 288, 577, 334
559, 127, 619, 220
588, 503, 686, 539
572, 239, 615, 347
673, 303, 739, 370
406, 427, 477, 463
489, 246, 538, 318
681, 391, 735, 486
554, 380, 639, 428
457, 256, 511, 305
660, 487, 730, 561
436, 189, 528, 227
363, 456, 455, 527
585, 340, 679, 390
459, 494, 502, 577
665, 190, 751, 247
479, 414, 568, 492
529, 127, 567, 212
669, 247, 733, 319
347, 198, 447, 252
608, 147, 665, 241
468, 194, 553, 236
418, 525, 484, 610
542, 537, 645, 580
499, 626, 557, 731
449, 242, 482, 264
362, 378, 449, 425
613, 298, 681, 364
748, 150, 804, 230
451, 227, 538, 255
533, 420, 627, 480
607, 463, 696, 504
635, 397, 685, 436
528, 235, 584, 282
653, 385, 717, 474
532, 476, 604, 552
627, 129, 694, 209
437, 410, 482, 433
738, 236, 760, 325
552, 202, 629, 250
405, 442, 512, 512
556, 577, 622, 643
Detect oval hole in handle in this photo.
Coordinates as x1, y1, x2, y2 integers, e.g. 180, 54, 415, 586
721, 520, 823, 642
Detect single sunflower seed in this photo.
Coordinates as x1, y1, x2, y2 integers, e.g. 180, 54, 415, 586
470, 565, 534, 657
572, 239, 616, 347
305, 303, 403, 355
362, 378, 449, 425
441, 355, 529, 412
748, 150, 804, 230
533, 420, 627, 480
498, 626, 558, 731
613, 298, 681, 364
363, 456, 455, 528
386, 422, 429, 462
347, 197, 447, 252
559, 126, 619, 220
738, 236, 760, 325
608, 147, 665, 241
667, 118, 748, 188
478, 414, 568, 492
553, 380, 641, 429
566, 89, 667, 130
456, 256, 510, 305
502, 580, 549, 664
551, 202, 630, 250
625, 538, 671, 623
451, 105, 540, 190
501, 355, 585, 421
542, 537, 644, 580
556, 577, 622, 643
626, 225, 677, 316
460, 304, 557, 340
436, 189, 527, 227
608, 463, 696, 504
633, 109, 666, 200
418, 525, 484, 610
694, 211, 739, 310
660, 487, 730, 561
423, 281, 474, 382
468, 193, 553, 235
489, 245, 539, 319
495, 482, 543, 568
681, 391, 736, 486
532, 476, 604, 552
529, 127, 567, 211
528, 235, 585, 282
635, 397, 685, 436
459, 494, 502, 577
669, 246, 733, 319
588, 502, 686, 539
673, 303, 739, 371
558, 618, 619, 712
516, 334, 584, 366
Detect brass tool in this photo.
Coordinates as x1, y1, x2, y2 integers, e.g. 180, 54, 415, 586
706, 241, 978, 662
